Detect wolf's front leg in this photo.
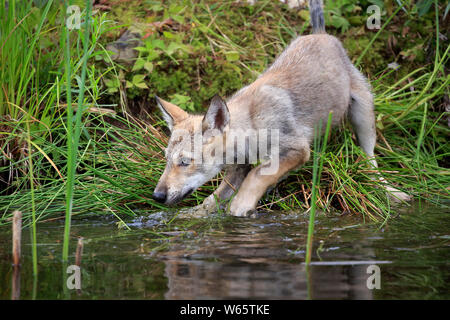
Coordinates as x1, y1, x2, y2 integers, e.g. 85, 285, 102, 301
229, 150, 309, 217
196, 165, 251, 214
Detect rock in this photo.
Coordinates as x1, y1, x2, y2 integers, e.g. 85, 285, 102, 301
106, 28, 142, 64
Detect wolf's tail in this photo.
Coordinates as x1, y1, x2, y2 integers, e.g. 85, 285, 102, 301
309, 0, 325, 34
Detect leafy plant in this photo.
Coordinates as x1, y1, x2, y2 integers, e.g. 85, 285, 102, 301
127, 74, 149, 89
324, 0, 358, 32
170, 94, 195, 112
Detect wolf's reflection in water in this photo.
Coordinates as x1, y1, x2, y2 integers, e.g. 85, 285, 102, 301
162, 216, 375, 300
164, 258, 374, 299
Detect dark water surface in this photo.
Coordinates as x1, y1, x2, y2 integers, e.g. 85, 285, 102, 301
0, 202, 449, 299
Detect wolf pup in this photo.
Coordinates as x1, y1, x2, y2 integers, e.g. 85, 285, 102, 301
152, 0, 410, 217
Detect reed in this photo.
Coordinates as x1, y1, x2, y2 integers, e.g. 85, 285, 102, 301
12, 210, 22, 300
62, 0, 92, 262
11, 265, 20, 300
1, 0, 54, 276
75, 237, 84, 267
12, 210, 22, 266
25, 118, 38, 275
305, 112, 333, 265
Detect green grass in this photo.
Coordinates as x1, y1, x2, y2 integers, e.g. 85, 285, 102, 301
306, 112, 333, 265
62, 0, 92, 262
0, 0, 449, 241
0, 0, 56, 276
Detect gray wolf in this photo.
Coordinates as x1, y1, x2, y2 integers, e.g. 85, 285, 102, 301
152, 0, 410, 217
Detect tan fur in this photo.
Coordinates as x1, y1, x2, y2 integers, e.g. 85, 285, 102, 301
153, 2, 410, 215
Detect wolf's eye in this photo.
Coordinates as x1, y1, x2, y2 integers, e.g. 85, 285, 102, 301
178, 158, 191, 167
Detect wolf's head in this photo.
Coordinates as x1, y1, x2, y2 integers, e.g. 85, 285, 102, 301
152, 95, 230, 205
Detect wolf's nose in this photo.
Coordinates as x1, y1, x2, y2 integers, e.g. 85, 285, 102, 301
152, 192, 166, 203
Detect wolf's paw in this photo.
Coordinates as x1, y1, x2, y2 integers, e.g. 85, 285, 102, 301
201, 194, 225, 212
229, 202, 256, 217
180, 195, 219, 218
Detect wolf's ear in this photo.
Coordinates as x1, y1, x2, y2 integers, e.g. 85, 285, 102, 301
202, 95, 230, 133
155, 96, 188, 131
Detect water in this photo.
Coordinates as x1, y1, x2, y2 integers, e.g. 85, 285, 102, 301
0, 202, 449, 299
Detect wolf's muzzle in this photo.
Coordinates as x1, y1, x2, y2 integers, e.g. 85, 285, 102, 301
152, 191, 167, 203
181, 188, 194, 200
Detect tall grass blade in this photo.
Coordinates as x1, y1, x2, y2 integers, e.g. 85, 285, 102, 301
305, 112, 333, 265
63, 0, 92, 262
25, 119, 38, 276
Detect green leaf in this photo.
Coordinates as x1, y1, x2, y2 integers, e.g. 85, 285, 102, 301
134, 46, 148, 53
132, 74, 146, 85
225, 51, 240, 62
131, 74, 148, 89
134, 82, 148, 89
132, 58, 145, 71
170, 94, 194, 111
104, 78, 119, 88
151, 4, 163, 12
368, 0, 384, 9
171, 94, 190, 104
330, 15, 350, 32
171, 15, 185, 24
144, 62, 154, 73
165, 42, 181, 55
152, 39, 166, 50
163, 31, 174, 39
147, 50, 160, 61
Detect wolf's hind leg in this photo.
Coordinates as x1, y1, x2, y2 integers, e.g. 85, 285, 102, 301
349, 77, 411, 202
349, 88, 378, 164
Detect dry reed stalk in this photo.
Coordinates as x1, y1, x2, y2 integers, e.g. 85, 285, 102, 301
12, 210, 22, 266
